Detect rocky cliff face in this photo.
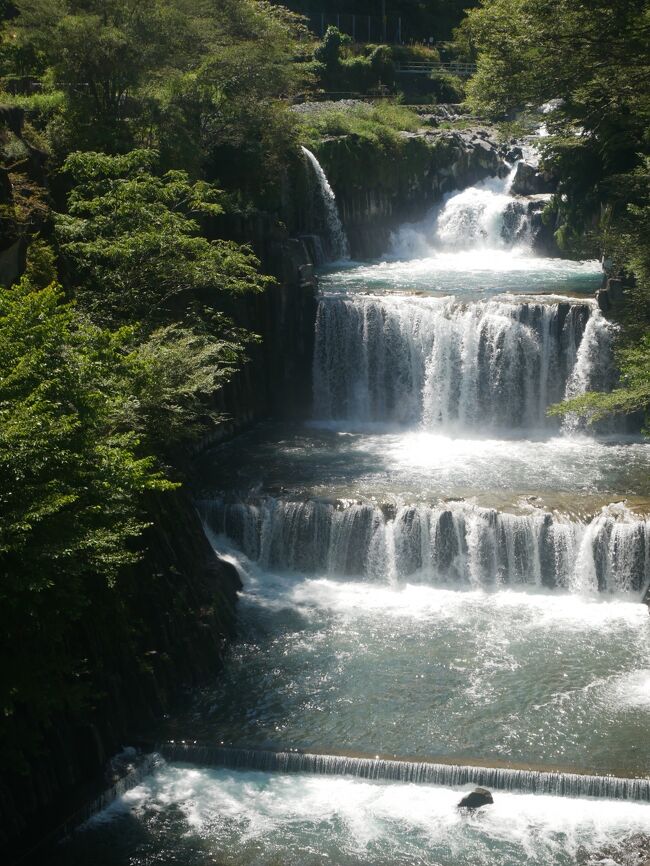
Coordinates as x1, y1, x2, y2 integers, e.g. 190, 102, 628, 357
313, 127, 506, 259
197, 214, 319, 448
0, 105, 49, 287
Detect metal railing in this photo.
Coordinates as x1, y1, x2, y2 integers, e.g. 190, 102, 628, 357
395, 61, 476, 77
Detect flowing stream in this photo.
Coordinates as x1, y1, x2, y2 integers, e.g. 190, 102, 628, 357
60, 153, 650, 865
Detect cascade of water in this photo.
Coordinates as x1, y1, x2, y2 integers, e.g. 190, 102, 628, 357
391, 164, 533, 259
561, 309, 618, 433
313, 293, 606, 430
301, 146, 350, 262
200, 498, 650, 594
160, 744, 650, 802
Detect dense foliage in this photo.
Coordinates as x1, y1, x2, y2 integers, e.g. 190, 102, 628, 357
460, 0, 650, 428
3, 0, 311, 203
0, 0, 303, 768
0, 257, 171, 765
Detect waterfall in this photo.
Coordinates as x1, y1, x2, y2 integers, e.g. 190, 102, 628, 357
391, 164, 532, 258
435, 166, 529, 250
312, 293, 610, 431
561, 309, 619, 432
160, 744, 650, 802
301, 146, 350, 262
200, 498, 650, 594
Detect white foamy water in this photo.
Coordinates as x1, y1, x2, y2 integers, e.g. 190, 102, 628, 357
163, 541, 650, 775
72, 764, 650, 866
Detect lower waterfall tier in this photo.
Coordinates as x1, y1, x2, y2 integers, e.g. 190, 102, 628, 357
161, 745, 650, 801
201, 498, 650, 594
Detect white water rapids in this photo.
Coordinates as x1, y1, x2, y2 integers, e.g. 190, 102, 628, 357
393, 163, 531, 256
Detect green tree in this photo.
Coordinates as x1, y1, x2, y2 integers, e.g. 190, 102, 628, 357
55, 149, 270, 328
171, 0, 312, 205
11, 0, 201, 149
5, 1, 313, 203
0, 273, 172, 764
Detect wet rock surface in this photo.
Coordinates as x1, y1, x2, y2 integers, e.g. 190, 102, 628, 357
458, 787, 494, 809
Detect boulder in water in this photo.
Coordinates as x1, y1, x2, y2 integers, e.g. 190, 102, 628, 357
458, 787, 494, 810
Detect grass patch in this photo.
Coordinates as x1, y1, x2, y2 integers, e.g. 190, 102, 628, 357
298, 100, 420, 150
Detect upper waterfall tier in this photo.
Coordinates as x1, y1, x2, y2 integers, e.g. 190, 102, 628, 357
392, 165, 532, 256
301, 146, 350, 262
313, 294, 614, 431
201, 497, 650, 595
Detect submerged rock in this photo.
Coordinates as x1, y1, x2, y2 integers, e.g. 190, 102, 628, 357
458, 787, 494, 809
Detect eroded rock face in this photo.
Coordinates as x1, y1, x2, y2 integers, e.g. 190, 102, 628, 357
458, 787, 494, 809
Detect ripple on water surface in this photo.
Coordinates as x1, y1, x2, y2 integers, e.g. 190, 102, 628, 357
319, 252, 602, 298
194, 423, 650, 512
177, 559, 650, 777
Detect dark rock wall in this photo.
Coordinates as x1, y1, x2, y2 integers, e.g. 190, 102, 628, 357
199, 214, 319, 448
314, 128, 504, 259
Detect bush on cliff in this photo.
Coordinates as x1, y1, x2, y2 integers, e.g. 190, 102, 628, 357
298, 100, 419, 151
55, 149, 270, 329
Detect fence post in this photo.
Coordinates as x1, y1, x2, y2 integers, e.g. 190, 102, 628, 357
321, 12, 325, 36
368, 15, 371, 41
398, 17, 402, 43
